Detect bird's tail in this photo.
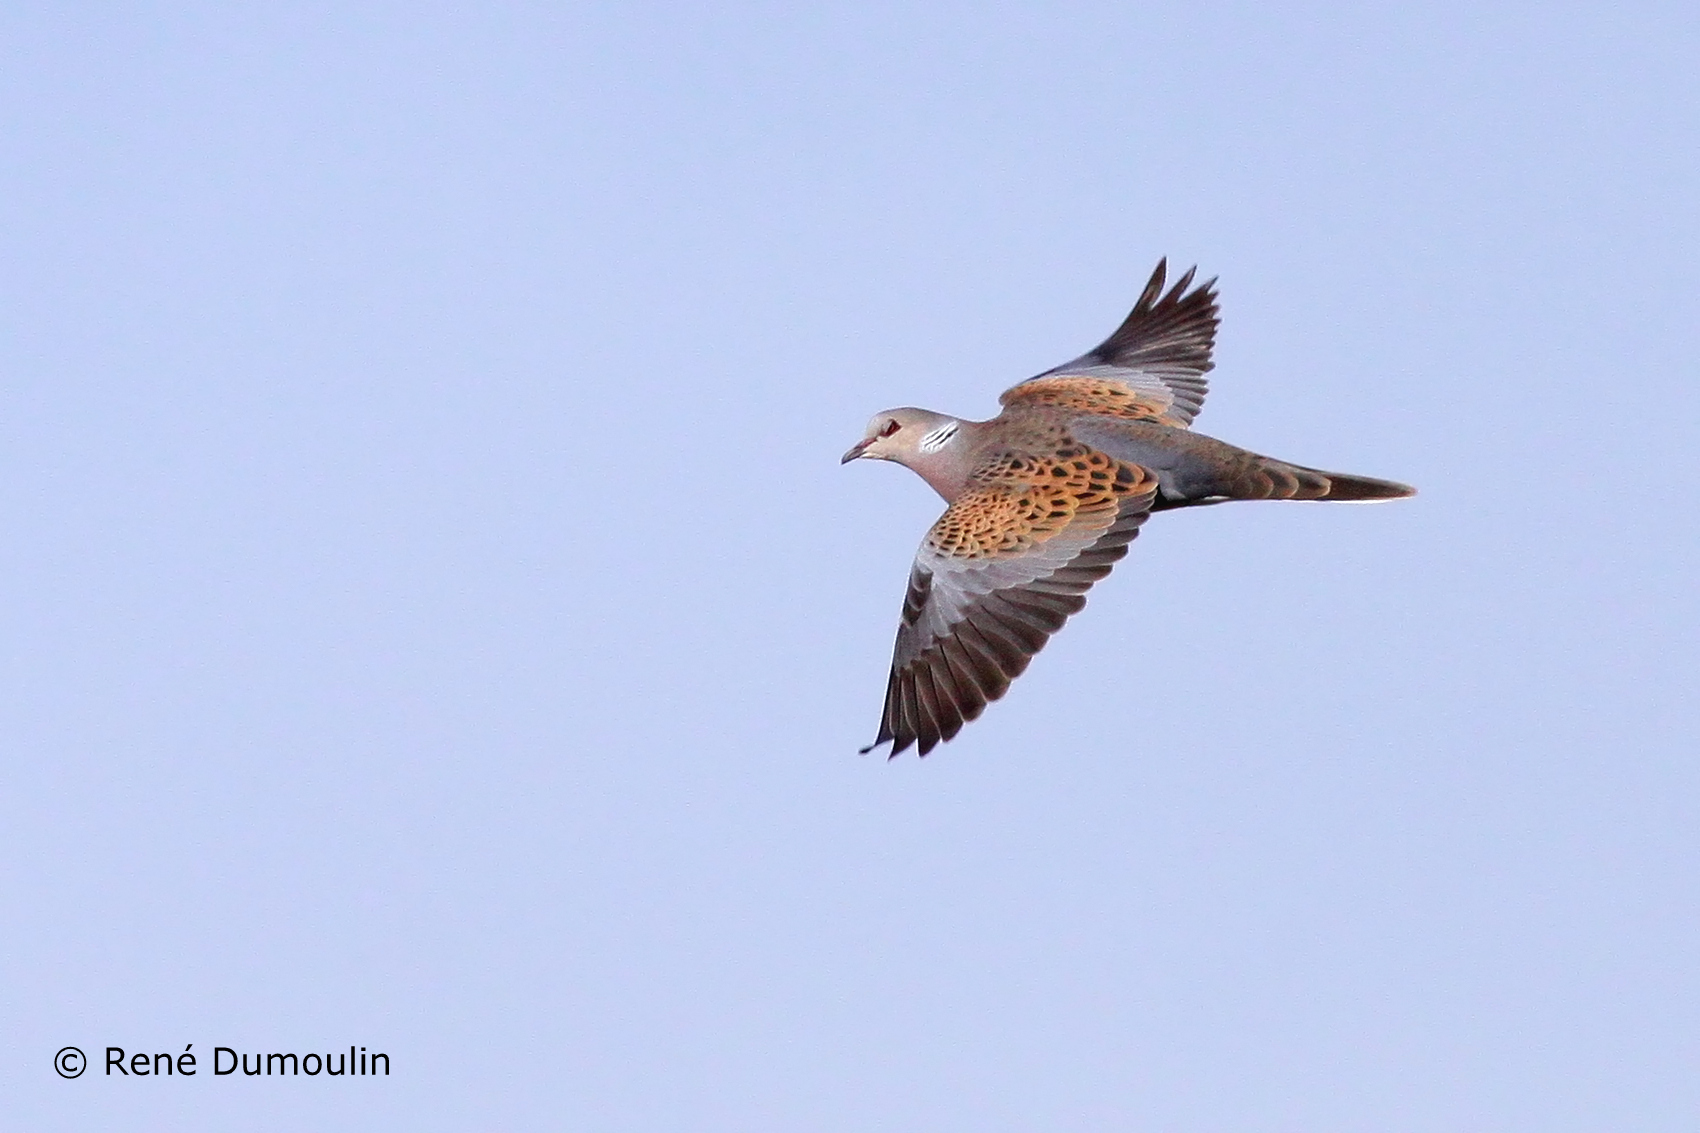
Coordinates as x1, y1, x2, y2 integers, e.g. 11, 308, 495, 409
1076, 422, 1416, 508
1235, 458, 1416, 502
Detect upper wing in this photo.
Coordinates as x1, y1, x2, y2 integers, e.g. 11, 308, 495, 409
1000, 258, 1219, 428
862, 444, 1159, 757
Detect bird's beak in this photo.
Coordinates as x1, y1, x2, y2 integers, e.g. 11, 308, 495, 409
841, 438, 874, 464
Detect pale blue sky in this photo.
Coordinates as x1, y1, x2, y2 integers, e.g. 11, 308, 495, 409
5, 4, 1698, 1129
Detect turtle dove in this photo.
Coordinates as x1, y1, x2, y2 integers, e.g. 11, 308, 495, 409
843, 259, 1415, 757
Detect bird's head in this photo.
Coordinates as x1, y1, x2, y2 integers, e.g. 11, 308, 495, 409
841, 408, 963, 466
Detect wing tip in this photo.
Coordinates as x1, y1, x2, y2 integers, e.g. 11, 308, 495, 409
1140, 256, 1216, 304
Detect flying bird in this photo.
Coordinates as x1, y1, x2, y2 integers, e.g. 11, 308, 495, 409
843, 259, 1414, 757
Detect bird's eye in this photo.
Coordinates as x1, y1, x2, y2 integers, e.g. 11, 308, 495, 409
879, 419, 901, 438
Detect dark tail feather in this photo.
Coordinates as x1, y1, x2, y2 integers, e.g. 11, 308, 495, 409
1305, 467, 1415, 501
1265, 461, 1415, 502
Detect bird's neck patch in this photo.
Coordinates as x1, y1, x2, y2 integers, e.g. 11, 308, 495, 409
918, 420, 960, 453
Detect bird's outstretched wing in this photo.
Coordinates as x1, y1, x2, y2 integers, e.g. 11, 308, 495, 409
864, 444, 1158, 756
1000, 258, 1219, 428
